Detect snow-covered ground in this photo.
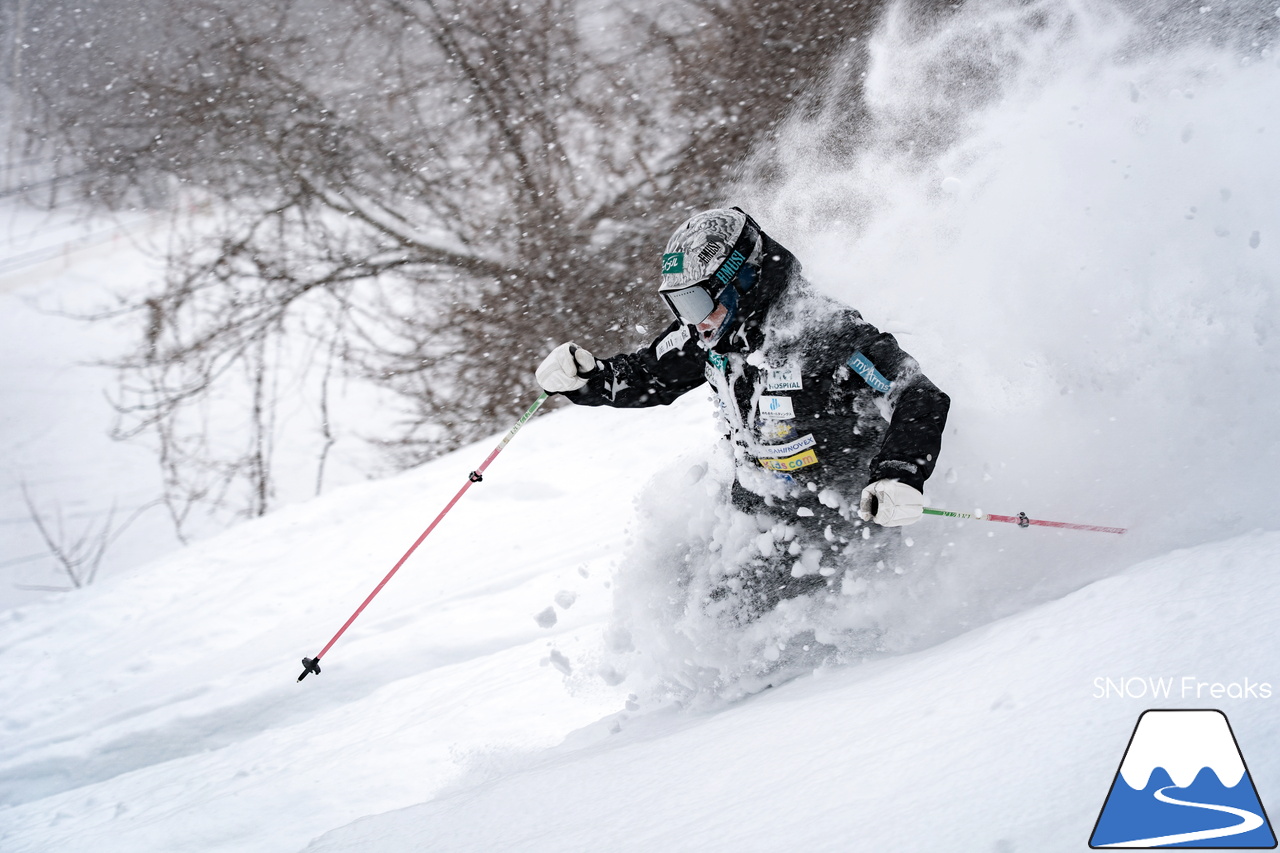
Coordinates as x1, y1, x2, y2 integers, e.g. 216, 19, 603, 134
0, 203, 179, 610
2, 390, 1278, 853
3, 1, 1279, 851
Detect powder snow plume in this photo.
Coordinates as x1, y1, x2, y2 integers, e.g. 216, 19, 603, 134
604, 0, 1280, 701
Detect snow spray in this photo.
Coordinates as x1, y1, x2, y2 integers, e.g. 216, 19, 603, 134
605, 0, 1280, 699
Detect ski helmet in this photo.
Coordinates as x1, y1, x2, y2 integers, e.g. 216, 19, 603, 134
658, 208, 763, 341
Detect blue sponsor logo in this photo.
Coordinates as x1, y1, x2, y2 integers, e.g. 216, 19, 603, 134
713, 250, 746, 286
847, 351, 892, 394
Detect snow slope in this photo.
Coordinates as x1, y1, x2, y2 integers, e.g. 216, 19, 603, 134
1, 390, 1277, 853
0, 398, 706, 852
3, 1, 1280, 851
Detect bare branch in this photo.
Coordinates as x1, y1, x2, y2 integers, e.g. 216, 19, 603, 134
18, 481, 162, 590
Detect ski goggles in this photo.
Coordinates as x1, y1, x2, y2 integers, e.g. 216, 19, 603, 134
661, 280, 724, 325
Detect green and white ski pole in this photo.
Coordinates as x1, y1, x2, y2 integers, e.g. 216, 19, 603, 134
297, 392, 550, 682
923, 506, 1126, 535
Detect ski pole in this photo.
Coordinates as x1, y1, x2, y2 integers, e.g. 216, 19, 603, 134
922, 506, 1126, 535
297, 391, 551, 682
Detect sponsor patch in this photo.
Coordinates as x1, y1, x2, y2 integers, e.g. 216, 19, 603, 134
662, 252, 684, 275
847, 351, 892, 394
766, 367, 802, 392
759, 395, 795, 420
759, 433, 816, 458
759, 449, 819, 472
706, 350, 728, 374
656, 325, 691, 359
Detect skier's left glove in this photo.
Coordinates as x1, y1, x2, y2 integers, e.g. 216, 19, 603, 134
858, 479, 924, 527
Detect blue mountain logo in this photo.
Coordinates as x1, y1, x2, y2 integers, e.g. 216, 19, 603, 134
1091, 710, 1276, 848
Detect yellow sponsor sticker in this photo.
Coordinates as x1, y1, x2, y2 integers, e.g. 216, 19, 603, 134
760, 421, 797, 442
758, 449, 819, 472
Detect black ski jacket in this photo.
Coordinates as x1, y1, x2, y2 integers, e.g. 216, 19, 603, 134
566, 233, 949, 507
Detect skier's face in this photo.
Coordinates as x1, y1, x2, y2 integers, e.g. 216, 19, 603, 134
696, 302, 731, 346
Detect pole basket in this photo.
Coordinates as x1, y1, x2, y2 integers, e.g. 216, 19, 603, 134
297, 657, 321, 682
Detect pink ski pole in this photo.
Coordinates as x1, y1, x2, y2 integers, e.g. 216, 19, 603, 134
298, 392, 550, 681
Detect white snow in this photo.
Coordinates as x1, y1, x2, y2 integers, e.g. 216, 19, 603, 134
3, 2, 1280, 852
534, 605, 559, 628
298, 537, 1280, 853
0, 204, 181, 610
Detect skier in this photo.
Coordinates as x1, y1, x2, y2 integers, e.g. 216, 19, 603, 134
536, 208, 949, 610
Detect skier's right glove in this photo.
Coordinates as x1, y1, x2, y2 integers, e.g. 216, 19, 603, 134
536, 342, 598, 393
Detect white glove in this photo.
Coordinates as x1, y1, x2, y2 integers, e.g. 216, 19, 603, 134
536, 342, 597, 393
858, 479, 924, 527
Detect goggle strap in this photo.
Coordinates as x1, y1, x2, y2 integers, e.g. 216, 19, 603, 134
714, 214, 760, 297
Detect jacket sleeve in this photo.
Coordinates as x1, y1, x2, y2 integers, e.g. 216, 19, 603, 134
844, 319, 951, 494
563, 320, 707, 408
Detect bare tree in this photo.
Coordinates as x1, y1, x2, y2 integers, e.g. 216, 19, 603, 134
20, 0, 886, 532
